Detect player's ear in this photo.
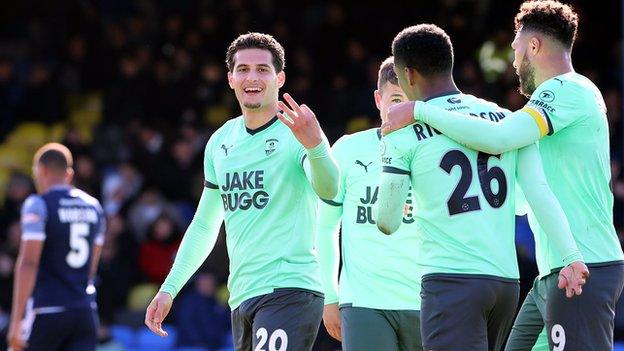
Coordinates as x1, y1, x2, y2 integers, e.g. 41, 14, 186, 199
405, 67, 418, 87
227, 71, 234, 89
65, 167, 74, 184
277, 71, 285, 88
373, 89, 382, 111
529, 36, 541, 56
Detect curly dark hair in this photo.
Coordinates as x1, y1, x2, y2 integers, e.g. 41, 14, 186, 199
225, 32, 285, 72
377, 56, 398, 90
515, 0, 579, 48
391, 24, 453, 77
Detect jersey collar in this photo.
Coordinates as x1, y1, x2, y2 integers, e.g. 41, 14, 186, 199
423, 90, 462, 102
246, 116, 279, 135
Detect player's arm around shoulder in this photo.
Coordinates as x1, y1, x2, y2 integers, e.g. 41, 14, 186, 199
277, 93, 340, 200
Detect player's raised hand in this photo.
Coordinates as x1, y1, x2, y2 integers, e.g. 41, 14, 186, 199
558, 261, 590, 298
7, 321, 27, 351
381, 101, 416, 135
277, 93, 323, 149
145, 291, 173, 337
322, 303, 342, 341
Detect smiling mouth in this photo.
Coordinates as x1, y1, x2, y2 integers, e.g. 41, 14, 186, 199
244, 87, 263, 95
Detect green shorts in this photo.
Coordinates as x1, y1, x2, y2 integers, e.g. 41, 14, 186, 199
506, 262, 624, 351
340, 305, 422, 351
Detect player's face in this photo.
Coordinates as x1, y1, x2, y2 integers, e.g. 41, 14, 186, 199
228, 48, 285, 110
512, 29, 537, 97
375, 83, 409, 123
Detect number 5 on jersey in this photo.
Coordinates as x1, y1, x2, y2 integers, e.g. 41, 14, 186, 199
67, 222, 90, 268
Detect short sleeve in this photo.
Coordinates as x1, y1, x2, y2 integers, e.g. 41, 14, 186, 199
523, 77, 583, 137
381, 127, 415, 175
21, 195, 47, 241
204, 137, 219, 189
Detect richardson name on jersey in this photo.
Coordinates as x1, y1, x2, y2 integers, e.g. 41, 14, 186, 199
58, 207, 99, 223
414, 110, 508, 142
221, 170, 269, 211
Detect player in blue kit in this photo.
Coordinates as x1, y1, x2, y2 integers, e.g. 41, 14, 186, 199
7, 143, 106, 351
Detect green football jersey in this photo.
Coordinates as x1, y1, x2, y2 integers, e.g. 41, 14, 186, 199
329, 128, 421, 310
382, 92, 519, 279
204, 116, 321, 309
522, 72, 624, 276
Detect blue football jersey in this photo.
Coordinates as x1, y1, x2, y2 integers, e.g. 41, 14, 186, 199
21, 185, 106, 309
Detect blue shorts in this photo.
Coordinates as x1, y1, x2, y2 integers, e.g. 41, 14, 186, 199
26, 307, 97, 351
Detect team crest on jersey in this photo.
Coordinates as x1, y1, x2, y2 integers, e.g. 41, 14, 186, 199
265, 138, 278, 155
539, 90, 555, 102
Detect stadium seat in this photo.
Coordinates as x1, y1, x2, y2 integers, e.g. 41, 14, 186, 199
614, 342, 624, 351
136, 325, 178, 350
109, 324, 136, 348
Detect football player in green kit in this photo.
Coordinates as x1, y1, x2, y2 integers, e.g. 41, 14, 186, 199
144, 32, 339, 351
376, 24, 588, 351
381, 2, 622, 350
317, 57, 422, 351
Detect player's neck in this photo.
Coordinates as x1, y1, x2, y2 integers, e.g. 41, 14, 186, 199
418, 76, 459, 101
242, 104, 279, 130
535, 51, 574, 87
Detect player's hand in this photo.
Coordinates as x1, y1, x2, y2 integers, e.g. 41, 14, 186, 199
7, 321, 27, 351
381, 101, 416, 135
558, 261, 589, 298
277, 93, 323, 149
145, 291, 173, 337
322, 303, 342, 341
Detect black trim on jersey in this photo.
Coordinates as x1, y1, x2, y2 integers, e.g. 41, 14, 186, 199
423, 90, 462, 102
422, 272, 519, 284
301, 154, 308, 166
376, 128, 381, 140
204, 180, 218, 189
246, 116, 279, 135
542, 109, 554, 136
321, 198, 342, 207
382, 166, 410, 175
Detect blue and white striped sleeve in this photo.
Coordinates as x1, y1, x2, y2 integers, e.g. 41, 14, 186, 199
21, 195, 47, 241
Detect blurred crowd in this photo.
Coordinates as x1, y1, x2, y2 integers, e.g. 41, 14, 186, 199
0, 0, 621, 349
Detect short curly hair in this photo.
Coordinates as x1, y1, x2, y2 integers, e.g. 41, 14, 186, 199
515, 0, 578, 48
225, 32, 285, 72
391, 24, 454, 77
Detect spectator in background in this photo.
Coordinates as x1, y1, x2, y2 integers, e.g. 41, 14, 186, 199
17, 64, 65, 124
97, 214, 138, 324
175, 272, 230, 350
127, 188, 180, 241
138, 213, 181, 284
0, 174, 33, 243
101, 162, 143, 216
